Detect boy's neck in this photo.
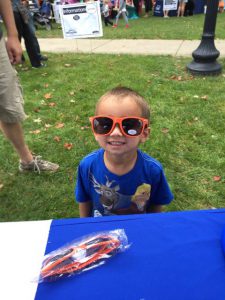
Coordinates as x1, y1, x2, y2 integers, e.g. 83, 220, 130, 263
103, 151, 137, 176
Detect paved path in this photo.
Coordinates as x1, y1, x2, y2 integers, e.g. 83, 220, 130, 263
34, 38, 225, 57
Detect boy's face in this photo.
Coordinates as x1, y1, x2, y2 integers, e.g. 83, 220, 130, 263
93, 96, 150, 157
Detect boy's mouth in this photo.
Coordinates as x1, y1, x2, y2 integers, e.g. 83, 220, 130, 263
107, 141, 125, 146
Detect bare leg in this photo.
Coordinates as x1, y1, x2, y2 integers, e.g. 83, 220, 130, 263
181, 3, 186, 16
0, 121, 33, 164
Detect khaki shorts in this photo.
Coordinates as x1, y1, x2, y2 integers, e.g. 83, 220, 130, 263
0, 38, 27, 123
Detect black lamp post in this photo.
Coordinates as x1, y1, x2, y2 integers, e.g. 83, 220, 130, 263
187, 0, 222, 75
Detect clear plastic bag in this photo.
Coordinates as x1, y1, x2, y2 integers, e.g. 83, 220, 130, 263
37, 229, 130, 282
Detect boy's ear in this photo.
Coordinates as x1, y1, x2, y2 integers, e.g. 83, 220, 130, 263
140, 126, 150, 143
94, 134, 99, 142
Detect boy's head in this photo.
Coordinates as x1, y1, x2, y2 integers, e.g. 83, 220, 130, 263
90, 87, 150, 154
95, 86, 150, 121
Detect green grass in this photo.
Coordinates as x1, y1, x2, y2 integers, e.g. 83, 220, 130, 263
0, 53, 225, 221
35, 12, 225, 40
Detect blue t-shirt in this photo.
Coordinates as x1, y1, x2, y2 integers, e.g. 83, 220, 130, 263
75, 149, 173, 217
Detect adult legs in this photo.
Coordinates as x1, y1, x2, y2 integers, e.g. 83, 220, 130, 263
13, 11, 42, 67
177, 1, 186, 16
0, 38, 58, 172
144, 0, 150, 17
164, 10, 169, 17
114, 11, 122, 25
133, 0, 139, 16
122, 11, 129, 24
0, 38, 33, 164
0, 122, 33, 164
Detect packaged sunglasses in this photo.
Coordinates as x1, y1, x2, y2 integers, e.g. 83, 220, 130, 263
35, 229, 130, 282
89, 116, 149, 137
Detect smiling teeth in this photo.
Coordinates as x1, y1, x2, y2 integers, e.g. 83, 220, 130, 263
109, 141, 123, 145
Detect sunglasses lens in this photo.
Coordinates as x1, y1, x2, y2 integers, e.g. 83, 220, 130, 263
122, 118, 143, 136
93, 117, 113, 134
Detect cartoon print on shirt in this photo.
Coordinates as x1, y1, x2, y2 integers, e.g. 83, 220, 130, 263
131, 184, 151, 211
90, 174, 151, 216
90, 174, 120, 215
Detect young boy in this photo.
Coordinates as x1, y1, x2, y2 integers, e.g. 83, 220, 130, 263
75, 87, 173, 217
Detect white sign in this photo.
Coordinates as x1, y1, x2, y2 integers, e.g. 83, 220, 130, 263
163, 0, 178, 11
59, 1, 103, 39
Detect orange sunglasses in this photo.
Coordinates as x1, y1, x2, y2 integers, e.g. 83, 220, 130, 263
89, 115, 149, 137
40, 234, 121, 281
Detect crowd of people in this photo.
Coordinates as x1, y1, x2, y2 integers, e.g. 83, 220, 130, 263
99, 0, 223, 27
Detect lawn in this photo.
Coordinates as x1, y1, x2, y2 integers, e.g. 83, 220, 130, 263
35, 12, 225, 40
0, 53, 224, 222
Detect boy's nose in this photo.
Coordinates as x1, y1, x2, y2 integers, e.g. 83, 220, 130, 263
110, 124, 123, 136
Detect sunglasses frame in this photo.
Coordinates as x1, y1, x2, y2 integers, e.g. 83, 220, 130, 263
89, 115, 149, 137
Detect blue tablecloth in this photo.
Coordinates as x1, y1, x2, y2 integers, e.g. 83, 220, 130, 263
35, 209, 225, 300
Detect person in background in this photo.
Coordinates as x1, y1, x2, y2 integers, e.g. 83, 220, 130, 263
75, 87, 173, 217
218, 0, 224, 13
102, 0, 114, 26
112, 0, 129, 28
132, 0, 139, 17
163, 8, 169, 18
0, 0, 59, 173
177, 0, 188, 17
143, 0, 152, 18
11, 0, 47, 68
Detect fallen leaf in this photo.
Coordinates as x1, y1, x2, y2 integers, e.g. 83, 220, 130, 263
44, 93, 52, 99
55, 123, 64, 129
21, 67, 29, 71
81, 126, 89, 130
201, 95, 208, 100
45, 124, 52, 128
40, 100, 46, 105
161, 128, 169, 134
64, 64, 71, 67
33, 118, 42, 123
33, 107, 41, 113
64, 142, 73, 150
54, 136, 61, 142
44, 83, 49, 88
48, 102, 56, 107
70, 99, 75, 103
29, 129, 41, 134
69, 91, 75, 96
213, 176, 221, 182
170, 75, 182, 81
0, 184, 3, 190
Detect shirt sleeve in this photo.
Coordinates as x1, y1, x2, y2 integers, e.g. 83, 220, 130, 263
75, 164, 90, 203
149, 167, 173, 205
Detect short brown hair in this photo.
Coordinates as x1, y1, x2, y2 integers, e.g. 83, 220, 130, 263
96, 87, 150, 120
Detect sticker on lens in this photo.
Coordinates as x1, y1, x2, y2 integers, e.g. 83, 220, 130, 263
128, 129, 137, 135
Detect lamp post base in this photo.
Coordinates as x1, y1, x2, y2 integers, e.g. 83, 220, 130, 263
187, 60, 222, 76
